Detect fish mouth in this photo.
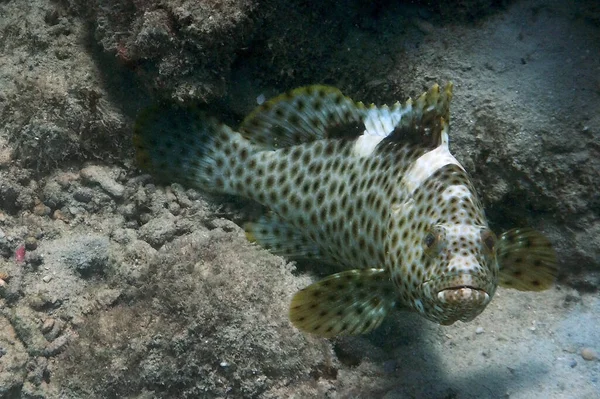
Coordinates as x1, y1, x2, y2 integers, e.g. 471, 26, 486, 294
441, 284, 483, 291
437, 286, 490, 305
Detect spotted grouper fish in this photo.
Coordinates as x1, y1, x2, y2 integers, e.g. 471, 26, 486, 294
134, 83, 558, 337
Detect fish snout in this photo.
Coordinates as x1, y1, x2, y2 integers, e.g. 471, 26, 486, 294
436, 273, 491, 305
431, 273, 493, 324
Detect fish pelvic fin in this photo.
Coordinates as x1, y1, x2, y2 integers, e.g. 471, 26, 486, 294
133, 103, 256, 194
289, 269, 396, 338
497, 228, 558, 291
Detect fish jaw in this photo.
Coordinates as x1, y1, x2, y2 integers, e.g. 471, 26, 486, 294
420, 272, 496, 325
436, 287, 491, 324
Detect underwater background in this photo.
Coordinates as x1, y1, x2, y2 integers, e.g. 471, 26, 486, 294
0, 0, 598, 397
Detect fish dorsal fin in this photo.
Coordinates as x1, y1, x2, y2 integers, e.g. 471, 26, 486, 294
239, 85, 366, 148
239, 83, 453, 150
384, 82, 453, 149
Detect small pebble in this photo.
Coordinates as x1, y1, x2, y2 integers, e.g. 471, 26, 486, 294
73, 189, 94, 203
168, 202, 181, 215
42, 318, 55, 333
42, 275, 53, 283
220, 361, 229, 368
33, 202, 51, 216
25, 236, 38, 251
569, 359, 577, 368
475, 327, 484, 334
581, 347, 598, 361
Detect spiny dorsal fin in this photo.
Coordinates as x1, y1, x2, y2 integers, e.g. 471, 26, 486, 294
240, 83, 453, 150
497, 228, 558, 291
239, 85, 366, 148
385, 82, 453, 148
289, 269, 396, 337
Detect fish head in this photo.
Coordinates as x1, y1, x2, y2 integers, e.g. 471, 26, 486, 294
418, 223, 498, 325
388, 205, 498, 325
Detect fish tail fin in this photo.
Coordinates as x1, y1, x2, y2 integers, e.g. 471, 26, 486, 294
133, 103, 255, 194
497, 228, 558, 291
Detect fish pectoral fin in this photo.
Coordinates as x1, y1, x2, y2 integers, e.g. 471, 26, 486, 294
244, 213, 325, 260
497, 228, 558, 291
289, 269, 396, 338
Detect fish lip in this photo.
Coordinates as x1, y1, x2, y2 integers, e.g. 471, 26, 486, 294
436, 286, 491, 303
440, 285, 483, 292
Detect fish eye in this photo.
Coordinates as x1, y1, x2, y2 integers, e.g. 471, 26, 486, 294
481, 230, 496, 252
424, 232, 436, 248
423, 227, 445, 256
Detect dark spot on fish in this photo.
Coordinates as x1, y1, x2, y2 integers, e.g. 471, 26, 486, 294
314, 99, 323, 112
310, 212, 318, 225
265, 176, 275, 189
324, 142, 335, 156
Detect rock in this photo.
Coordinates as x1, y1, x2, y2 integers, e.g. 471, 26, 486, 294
73, 188, 94, 203
62, 234, 110, 277
32, 202, 51, 216
581, 347, 598, 361
24, 236, 37, 251
43, 333, 70, 357
0, 315, 28, 395
41, 318, 55, 334
5, 305, 48, 356
138, 213, 179, 248
81, 165, 125, 198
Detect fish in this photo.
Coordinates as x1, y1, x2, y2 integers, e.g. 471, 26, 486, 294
133, 83, 558, 338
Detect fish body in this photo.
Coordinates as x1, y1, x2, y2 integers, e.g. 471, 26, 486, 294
134, 83, 557, 337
